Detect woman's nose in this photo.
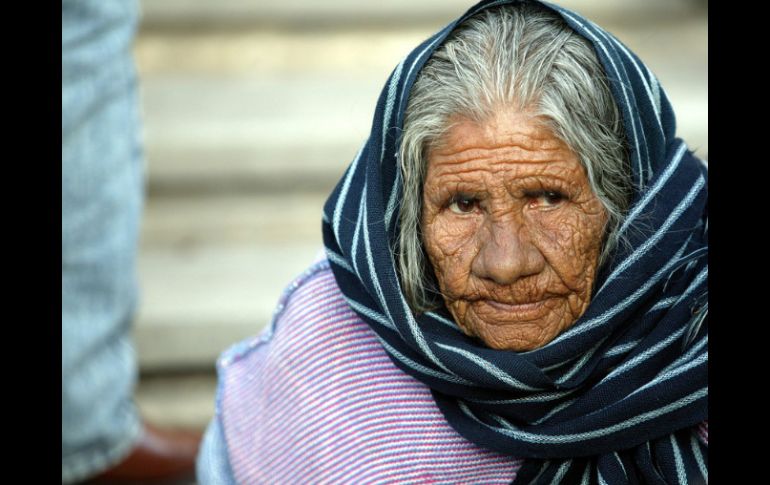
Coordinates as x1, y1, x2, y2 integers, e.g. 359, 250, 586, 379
471, 217, 545, 285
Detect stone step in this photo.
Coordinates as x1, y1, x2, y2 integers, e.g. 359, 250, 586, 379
136, 372, 217, 432
136, 18, 707, 196
134, 193, 327, 371
139, 74, 377, 195
139, 0, 705, 31
130, 5, 706, 372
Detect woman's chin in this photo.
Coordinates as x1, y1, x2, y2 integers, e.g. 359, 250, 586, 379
473, 324, 556, 351
461, 301, 570, 351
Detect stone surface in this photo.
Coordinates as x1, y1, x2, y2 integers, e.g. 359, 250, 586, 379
127, 1, 707, 444
135, 17, 707, 196
135, 193, 326, 370
139, 0, 705, 30
135, 372, 217, 431
131, 1, 707, 373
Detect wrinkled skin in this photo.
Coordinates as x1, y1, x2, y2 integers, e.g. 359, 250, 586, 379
421, 110, 607, 351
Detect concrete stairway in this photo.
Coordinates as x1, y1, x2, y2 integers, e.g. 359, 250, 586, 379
131, 0, 706, 431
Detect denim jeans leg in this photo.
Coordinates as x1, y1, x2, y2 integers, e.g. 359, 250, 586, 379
62, 1, 144, 482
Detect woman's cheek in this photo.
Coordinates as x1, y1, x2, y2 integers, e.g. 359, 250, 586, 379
424, 213, 479, 290
532, 205, 605, 285
534, 202, 601, 250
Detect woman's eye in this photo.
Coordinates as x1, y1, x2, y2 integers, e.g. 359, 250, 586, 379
528, 190, 566, 208
448, 196, 479, 214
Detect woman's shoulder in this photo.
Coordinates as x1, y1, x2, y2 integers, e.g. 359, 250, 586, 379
215, 252, 351, 369
208, 252, 523, 484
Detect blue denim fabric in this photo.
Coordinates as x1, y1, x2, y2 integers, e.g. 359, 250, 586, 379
62, 0, 144, 482
197, 417, 237, 485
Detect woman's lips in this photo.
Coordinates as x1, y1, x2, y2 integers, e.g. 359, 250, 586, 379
473, 298, 555, 323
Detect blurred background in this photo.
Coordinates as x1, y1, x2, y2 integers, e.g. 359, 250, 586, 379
131, 0, 707, 433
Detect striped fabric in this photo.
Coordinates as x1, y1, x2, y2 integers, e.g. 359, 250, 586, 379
320, 0, 708, 483
217, 259, 526, 483
212, 259, 707, 483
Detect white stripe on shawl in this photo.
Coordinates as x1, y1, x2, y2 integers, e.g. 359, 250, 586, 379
382, 34, 447, 231
364, 199, 458, 376
362, 195, 394, 325
375, 334, 476, 386
650, 296, 681, 312
658, 334, 708, 377
459, 387, 707, 444
571, 12, 664, 138
557, 9, 649, 186
425, 311, 462, 331
646, 64, 662, 122
532, 398, 576, 425
580, 463, 591, 485
613, 452, 628, 478
555, 337, 608, 385
491, 414, 516, 431
380, 58, 406, 166
385, 166, 402, 230
606, 340, 640, 357
596, 268, 706, 385
343, 296, 396, 331
325, 248, 354, 274
542, 356, 575, 373
602, 325, 688, 383
626, 350, 707, 401
618, 142, 688, 237
382, 60, 406, 229
550, 460, 572, 484
364, 214, 457, 376
543, 237, 691, 372
690, 433, 708, 481
467, 388, 577, 405
670, 434, 688, 484
597, 173, 704, 295
436, 342, 543, 391
399, 292, 459, 375
384, 0, 510, 230
333, 144, 365, 242
350, 183, 366, 275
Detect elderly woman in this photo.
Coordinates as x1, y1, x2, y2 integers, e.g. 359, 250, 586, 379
197, 0, 708, 483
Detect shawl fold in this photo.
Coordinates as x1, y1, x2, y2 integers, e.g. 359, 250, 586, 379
322, 1, 708, 483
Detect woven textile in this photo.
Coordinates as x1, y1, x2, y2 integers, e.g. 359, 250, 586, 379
218, 260, 525, 483
321, 0, 708, 483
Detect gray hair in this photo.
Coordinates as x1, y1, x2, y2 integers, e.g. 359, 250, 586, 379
397, 2, 632, 313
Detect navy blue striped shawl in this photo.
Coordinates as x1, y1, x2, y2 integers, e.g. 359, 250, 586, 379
322, 1, 708, 483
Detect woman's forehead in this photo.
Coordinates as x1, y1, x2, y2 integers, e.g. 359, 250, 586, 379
425, 112, 585, 180
431, 112, 562, 156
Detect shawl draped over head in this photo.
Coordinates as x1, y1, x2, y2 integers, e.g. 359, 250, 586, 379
321, 0, 708, 483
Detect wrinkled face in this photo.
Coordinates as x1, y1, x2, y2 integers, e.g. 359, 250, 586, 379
421, 110, 608, 351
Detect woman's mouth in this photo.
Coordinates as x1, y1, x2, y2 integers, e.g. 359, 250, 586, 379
473, 298, 556, 323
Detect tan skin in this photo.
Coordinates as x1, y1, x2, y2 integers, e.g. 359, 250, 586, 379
421, 110, 608, 351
